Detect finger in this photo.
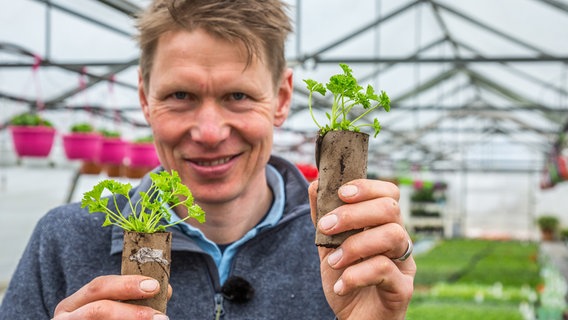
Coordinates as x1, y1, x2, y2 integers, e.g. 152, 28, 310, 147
338, 179, 400, 203
326, 224, 409, 270
333, 254, 415, 298
54, 275, 161, 315
52, 300, 163, 320
317, 196, 402, 236
308, 180, 319, 226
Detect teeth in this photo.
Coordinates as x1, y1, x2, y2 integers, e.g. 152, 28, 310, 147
196, 156, 231, 166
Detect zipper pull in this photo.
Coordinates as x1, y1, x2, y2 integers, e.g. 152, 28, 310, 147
214, 293, 225, 320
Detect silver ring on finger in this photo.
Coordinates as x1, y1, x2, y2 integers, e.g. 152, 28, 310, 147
393, 238, 413, 262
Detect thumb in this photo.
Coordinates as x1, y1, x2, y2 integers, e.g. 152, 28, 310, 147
309, 181, 342, 294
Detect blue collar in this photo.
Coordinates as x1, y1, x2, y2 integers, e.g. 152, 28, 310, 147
167, 164, 285, 284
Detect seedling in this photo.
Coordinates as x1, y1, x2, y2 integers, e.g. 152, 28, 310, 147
303, 63, 390, 138
303, 63, 391, 247
81, 170, 205, 233
82, 169, 205, 313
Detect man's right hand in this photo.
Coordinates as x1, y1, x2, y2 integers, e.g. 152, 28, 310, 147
52, 275, 170, 320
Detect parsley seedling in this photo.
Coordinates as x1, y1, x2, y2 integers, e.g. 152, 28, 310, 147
81, 170, 205, 233
303, 63, 391, 137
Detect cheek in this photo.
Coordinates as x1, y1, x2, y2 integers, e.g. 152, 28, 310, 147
149, 112, 190, 145
239, 116, 274, 145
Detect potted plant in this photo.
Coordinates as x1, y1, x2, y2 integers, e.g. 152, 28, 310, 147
410, 187, 436, 203
560, 228, 568, 245
537, 215, 560, 241
62, 122, 102, 161
304, 63, 391, 247
9, 112, 56, 158
98, 129, 127, 177
81, 170, 205, 313
125, 135, 160, 179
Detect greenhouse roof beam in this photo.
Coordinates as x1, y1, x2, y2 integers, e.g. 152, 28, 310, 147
31, 0, 133, 38
96, 0, 142, 17
296, 0, 422, 64
309, 56, 568, 64
537, 0, 568, 14
432, 0, 553, 57
42, 57, 139, 108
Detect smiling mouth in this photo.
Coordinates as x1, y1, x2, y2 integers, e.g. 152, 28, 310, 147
195, 156, 233, 167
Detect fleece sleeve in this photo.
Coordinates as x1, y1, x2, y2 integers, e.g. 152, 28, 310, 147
0, 217, 55, 320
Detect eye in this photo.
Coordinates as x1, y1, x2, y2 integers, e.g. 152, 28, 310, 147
231, 92, 247, 101
172, 91, 188, 100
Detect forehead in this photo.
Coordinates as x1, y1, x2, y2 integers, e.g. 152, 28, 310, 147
149, 29, 274, 89
155, 29, 263, 69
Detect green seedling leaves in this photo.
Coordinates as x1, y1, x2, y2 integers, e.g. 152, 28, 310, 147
303, 63, 392, 137
81, 170, 205, 233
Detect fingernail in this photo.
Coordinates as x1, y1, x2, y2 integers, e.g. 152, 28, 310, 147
140, 279, 159, 292
334, 279, 344, 295
328, 248, 343, 267
153, 315, 169, 320
319, 214, 338, 230
340, 185, 358, 197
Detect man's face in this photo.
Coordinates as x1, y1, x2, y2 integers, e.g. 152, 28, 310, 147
139, 29, 292, 206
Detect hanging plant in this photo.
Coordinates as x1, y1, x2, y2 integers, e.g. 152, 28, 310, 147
98, 129, 127, 177
62, 122, 102, 161
9, 112, 56, 158
125, 135, 160, 179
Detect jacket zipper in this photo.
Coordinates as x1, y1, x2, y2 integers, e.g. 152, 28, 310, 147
214, 293, 225, 320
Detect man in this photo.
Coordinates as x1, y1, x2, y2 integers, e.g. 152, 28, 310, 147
0, 1, 415, 319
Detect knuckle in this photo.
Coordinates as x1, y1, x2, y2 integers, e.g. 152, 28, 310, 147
84, 303, 104, 320
384, 223, 404, 239
379, 197, 400, 220
134, 307, 153, 320
382, 180, 400, 199
339, 268, 358, 288
337, 208, 356, 229
85, 276, 107, 296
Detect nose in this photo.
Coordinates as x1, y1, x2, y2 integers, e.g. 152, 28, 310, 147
189, 101, 230, 147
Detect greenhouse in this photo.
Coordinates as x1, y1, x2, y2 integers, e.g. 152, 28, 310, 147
1, 0, 568, 319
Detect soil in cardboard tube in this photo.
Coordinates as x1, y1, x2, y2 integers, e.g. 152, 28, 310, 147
122, 230, 172, 313
315, 130, 369, 248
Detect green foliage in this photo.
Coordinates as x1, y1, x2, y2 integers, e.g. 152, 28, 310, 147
303, 63, 391, 137
409, 239, 541, 319
99, 129, 121, 138
133, 135, 154, 143
536, 215, 560, 231
414, 239, 540, 287
70, 122, 95, 133
81, 170, 205, 233
10, 112, 53, 127
561, 228, 568, 241
410, 187, 436, 202
406, 301, 525, 320
410, 208, 440, 217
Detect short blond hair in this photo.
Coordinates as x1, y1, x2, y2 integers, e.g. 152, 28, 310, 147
136, 0, 293, 91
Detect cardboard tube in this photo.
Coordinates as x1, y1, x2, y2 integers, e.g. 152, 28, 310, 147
315, 130, 369, 248
122, 230, 172, 313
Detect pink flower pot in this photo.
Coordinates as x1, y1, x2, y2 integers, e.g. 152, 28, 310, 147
127, 142, 160, 167
99, 138, 127, 165
62, 132, 102, 161
10, 126, 56, 157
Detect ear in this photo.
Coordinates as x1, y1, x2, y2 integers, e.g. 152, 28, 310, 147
273, 68, 293, 127
138, 68, 151, 125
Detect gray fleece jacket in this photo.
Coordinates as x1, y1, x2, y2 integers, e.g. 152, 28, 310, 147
0, 156, 334, 319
